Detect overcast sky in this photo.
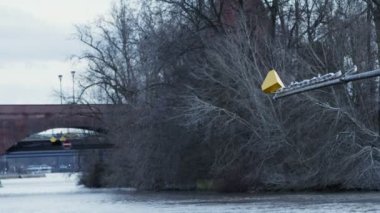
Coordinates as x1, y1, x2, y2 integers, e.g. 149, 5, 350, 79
0, 0, 115, 104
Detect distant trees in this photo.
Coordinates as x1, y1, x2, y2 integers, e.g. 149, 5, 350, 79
76, 0, 380, 191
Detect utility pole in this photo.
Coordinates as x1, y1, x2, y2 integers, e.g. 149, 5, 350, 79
58, 75, 63, 104
71, 71, 76, 104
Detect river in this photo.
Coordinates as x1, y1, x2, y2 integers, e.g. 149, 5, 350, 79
1, 173, 380, 212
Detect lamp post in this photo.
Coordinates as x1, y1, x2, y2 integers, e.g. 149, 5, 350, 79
58, 75, 63, 104
71, 71, 76, 104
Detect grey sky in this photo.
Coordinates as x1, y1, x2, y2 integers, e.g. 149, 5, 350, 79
0, 0, 114, 104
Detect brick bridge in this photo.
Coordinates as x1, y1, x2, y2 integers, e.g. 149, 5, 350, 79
0, 104, 117, 154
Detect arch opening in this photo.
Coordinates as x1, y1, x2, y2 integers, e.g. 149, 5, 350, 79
2, 128, 109, 176
23, 128, 100, 142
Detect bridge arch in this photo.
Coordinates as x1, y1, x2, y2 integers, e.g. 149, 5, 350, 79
0, 104, 114, 153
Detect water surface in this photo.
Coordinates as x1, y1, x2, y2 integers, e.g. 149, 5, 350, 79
1, 174, 380, 212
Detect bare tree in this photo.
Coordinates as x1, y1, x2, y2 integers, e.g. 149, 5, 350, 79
75, 2, 140, 104
76, 0, 380, 191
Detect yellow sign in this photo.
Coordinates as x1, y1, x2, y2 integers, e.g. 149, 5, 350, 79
50, 136, 57, 143
60, 136, 67, 142
261, 69, 284, 93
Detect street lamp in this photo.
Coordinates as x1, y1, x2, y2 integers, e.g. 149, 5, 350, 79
58, 75, 63, 104
71, 71, 76, 104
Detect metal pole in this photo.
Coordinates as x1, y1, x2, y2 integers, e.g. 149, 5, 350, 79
58, 75, 63, 104
340, 68, 380, 82
274, 69, 380, 99
71, 71, 75, 104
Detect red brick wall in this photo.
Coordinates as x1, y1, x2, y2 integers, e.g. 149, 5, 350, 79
219, 0, 269, 30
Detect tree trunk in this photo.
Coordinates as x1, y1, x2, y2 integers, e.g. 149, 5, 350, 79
371, 2, 380, 139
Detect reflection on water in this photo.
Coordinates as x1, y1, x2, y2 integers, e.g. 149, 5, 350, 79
1, 174, 380, 212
